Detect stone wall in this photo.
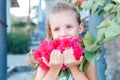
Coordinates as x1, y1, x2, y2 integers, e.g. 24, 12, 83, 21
104, 36, 120, 80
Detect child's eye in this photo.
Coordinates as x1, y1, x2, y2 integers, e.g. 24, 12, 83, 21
54, 28, 59, 31
66, 25, 72, 28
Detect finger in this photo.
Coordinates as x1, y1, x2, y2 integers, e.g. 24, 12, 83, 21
78, 56, 83, 63
66, 48, 71, 63
69, 47, 73, 56
67, 48, 71, 62
63, 49, 67, 62
70, 47, 74, 55
42, 57, 49, 66
68, 47, 74, 61
57, 50, 63, 63
57, 50, 61, 58
54, 50, 58, 63
50, 50, 55, 62
77, 56, 83, 64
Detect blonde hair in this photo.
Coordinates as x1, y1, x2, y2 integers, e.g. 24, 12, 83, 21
46, 1, 81, 41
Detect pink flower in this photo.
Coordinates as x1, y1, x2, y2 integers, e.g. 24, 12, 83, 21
77, 0, 82, 5
33, 49, 41, 60
50, 39, 60, 49
32, 37, 83, 71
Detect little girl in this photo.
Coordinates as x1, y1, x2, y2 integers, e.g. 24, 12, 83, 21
34, 1, 98, 80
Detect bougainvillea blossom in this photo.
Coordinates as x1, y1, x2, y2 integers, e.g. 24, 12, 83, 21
32, 37, 83, 71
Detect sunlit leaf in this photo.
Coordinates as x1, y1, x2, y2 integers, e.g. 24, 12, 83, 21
91, 3, 99, 14
97, 28, 106, 41
96, 19, 112, 28
109, 6, 118, 14
111, 0, 119, 2
80, 58, 90, 72
112, 17, 120, 25
78, 40, 84, 47
98, 9, 105, 16
84, 50, 98, 62
104, 23, 120, 41
117, 5, 120, 23
83, 32, 100, 52
95, 0, 106, 6
104, 3, 114, 12
58, 69, 70, 80
81, 0, 93, 10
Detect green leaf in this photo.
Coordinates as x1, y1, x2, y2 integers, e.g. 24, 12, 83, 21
95, 0, 106, 6
109, 6, 118, 14
58, 70, 64, 78
96, 19, 120, 42
84, 50, 98, 62
96, 19, 112, 28
97, 28, 106, 41
58, 69, 70, 80
86, 42, 100, 52
91, 3, 99, 14
111, 0, 119, 2
104, 3, 114, 12
84, 32, 96, 43
117, 5, 120, 23
80, 58, 90, 72
81, 0, 93, 10
98, 9, 105, 16
104, 22, 120, 41
83, 32, 100, 52
78, 40, 84, 47
77, 4, 82, 11
112, 17, 120, 25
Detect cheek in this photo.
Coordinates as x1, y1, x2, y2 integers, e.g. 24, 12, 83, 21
72, 29, 80, 37
52, 33, 58, 39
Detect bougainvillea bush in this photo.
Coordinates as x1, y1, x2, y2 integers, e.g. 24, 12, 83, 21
66, 0, 120, 72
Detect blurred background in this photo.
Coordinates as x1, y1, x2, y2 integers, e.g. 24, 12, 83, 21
0, 0, 120, 80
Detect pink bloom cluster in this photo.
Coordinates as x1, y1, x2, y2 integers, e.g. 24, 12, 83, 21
32, 37, 83, 71
77, 0, 83, 5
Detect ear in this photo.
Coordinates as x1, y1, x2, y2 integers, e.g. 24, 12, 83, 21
79, 23, 84, 34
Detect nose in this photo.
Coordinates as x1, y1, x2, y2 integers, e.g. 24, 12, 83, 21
60, 29, 68, 39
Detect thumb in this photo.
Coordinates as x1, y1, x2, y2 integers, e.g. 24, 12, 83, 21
75, 56, 83, 64
78, 56, 83, 63
42, 57, 49, 66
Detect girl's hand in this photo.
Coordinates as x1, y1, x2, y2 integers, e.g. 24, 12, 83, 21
63, 47, 83, 69
42, 50, 63, 72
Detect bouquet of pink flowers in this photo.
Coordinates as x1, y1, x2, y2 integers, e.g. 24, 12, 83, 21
32, 37, 83, 71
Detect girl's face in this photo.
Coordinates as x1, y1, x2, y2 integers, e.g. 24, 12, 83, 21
49, 11, 83, 39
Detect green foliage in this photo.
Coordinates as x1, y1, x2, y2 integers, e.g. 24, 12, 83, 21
117, 5, 120, 23
58, 69, 70, 80
12, 21, 27, 27
12, 21, 36, 27
66, 0, 120, 73
80, 18, 120, 71
81, 0, 105, 14
30, 22, 36, 26
78, 32, 101, 71
81, 0, 119, 15
79, 58, 90, 72
96, 19, 120, 42
7, 32, 30, 54
83, 32, 100, 52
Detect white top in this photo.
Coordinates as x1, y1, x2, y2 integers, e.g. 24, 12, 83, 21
57, 74, 74, 80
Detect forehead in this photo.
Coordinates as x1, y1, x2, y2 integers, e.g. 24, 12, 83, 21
49, 11, 77, 26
